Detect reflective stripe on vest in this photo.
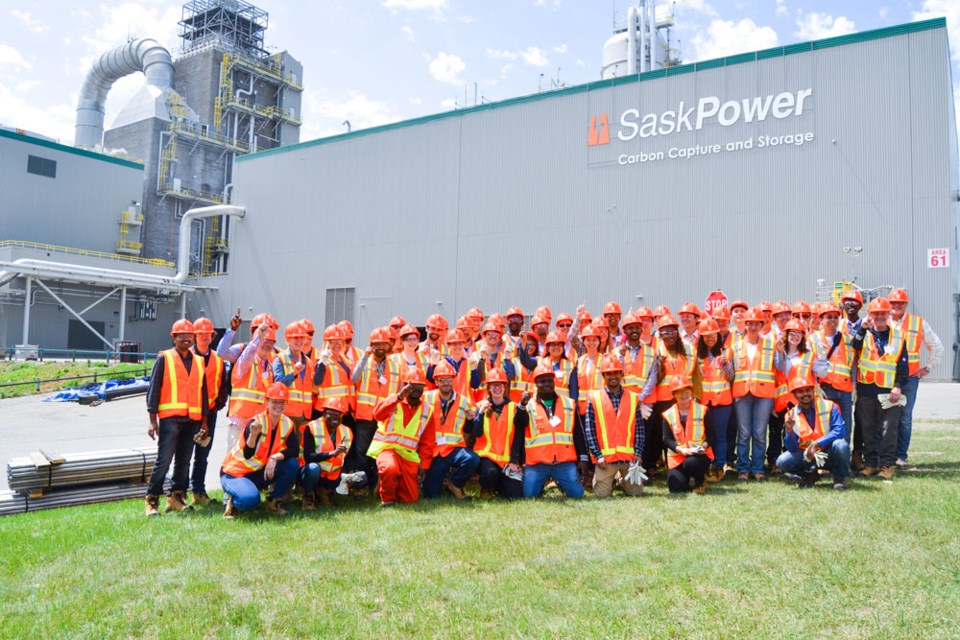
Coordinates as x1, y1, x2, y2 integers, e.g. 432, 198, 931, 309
699, 347, 733, 407
427, 391, 471, 449
368, 402, 432, 462
228, 356, 272, 420
815, 331, 854, 393
277, 350, 313, 419
794, 398, 835, 448
157, 349, 204, 420
655, 341, 695, 402
774, 351, 814, 413
899, 314, 924, 376
731, 334, 776, 399
356, 358, 400, 412
301, 419, 353, 476
195, 349, 223, 410
474, 402, 517, 466
857, 327, 903, 389
663, 402, 712, 469
622, 342, 655, 392
221, 412, 294, 477
524, 396, 577, 465
589, 389, 638, 463
315, 355, 353, 406
577, 354, 603, 414
539, 357, 575, 400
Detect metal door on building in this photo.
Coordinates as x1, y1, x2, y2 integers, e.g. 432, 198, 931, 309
68, 320, 106, 351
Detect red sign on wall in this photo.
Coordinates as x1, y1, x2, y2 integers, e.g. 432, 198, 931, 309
704, 290, 729, 314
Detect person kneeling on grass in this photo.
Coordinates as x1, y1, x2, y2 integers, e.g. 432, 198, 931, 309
469, 368, 528, 499
299, 396, 352, 510
776, 376, 850, 490
662, 375, 714, 495
220, 382, 301, 518
520, 363, 587, 499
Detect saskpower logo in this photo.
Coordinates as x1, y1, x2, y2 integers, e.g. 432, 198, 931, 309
587, 114, 610, 146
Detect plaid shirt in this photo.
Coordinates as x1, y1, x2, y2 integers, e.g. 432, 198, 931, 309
582, 387, 644, 461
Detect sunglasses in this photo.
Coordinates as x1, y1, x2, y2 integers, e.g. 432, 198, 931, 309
557, 323, 572, 329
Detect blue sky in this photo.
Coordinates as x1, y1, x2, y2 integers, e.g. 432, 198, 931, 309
0, 0, 957, 144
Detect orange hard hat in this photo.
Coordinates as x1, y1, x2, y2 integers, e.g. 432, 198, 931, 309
791, 301, 811, 315
425, 313, 448, 331
698, 318, 720, 335
580, 310, 593, 324
299, 318, 316, 335
489, 313, 506, 328
467, 307, 485, 321
602, 301, 622, 316
757, 301, 773, 313
621, 312, 642, 328
369, 328, 390, 345
251, 312, 279, 331
772, 301, 791, 316
260, 327, 278, 342
322, 396, 349, 414
265, 382, 289, 401
485, 368, 509, 385
657, 315, 680, 330
670, 375, 694, 394
599, 353, 624, 373
868, 297, 892, 314
402, 368, 428, 385
398, 324, 420, 340
818, 304, 841, 317
456, 316, 470, 330
788, 375, 816, 393
590, 317, 607, 331
888, 288, 909, 303
323, 324, 346, 341
535, 305, 553, 321
556, 312, 574, 326
285, 321, 307, 339
192, 317, 215, 334
445, 329, 464, 344
530, 315, 549, 328
545, 331, 565, 346
729, 299, 749, 311
505, 306, 524, 319
433, 361, 457, 379
170, 318, 195, 336
337, 320, 354, 338
841, 290, 863, 305
710, 306, 731, 321
635, 306, 654, 319
389, 315, 407, 329
482, 321, 502, 336
784, 319, 806, 334
579, 325, 600, 340
524, 331, 540, 342
679, 302, 701, 317
653, 304, 671, 318
387, 326, 399, 341
532, 362, 555, 380
744, 308, 765, 323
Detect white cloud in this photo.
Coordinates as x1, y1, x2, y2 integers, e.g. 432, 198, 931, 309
794, 13, 856, 40
11, 9, 50, 33
408, 96, 422, 105
878, 7, 889, 20
520, 46, 549, 67
576, 58, 586, 68
500, 63, 514, 78
0, 46, 74, 140
487, 48, 518, 60
301, 90, 401, 139
401, 25, 415, 42
913, 0, 960, 65
440, 98, 457, 109
775, 0, 788, 17
382, 0, 447, 10
0, 44, 33, 71
690, 19, 779, 61
552, 44, 568, 53
428, 51, 465, 85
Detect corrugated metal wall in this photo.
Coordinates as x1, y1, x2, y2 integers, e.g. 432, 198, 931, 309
210, 23, 958, 379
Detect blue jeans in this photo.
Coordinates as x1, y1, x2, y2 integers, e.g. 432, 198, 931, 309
896, 375, 920, 461
821, 385, 853, 444
147, 418, 199, 495
735, 395, 773, 475
190, 411, 218, 494
707, 404, 733, 469
522, 462, 584, 498
776, 439, 850, 479
299, 463, 339, 493
220, 457, 300, 511
422, 447, 481, 498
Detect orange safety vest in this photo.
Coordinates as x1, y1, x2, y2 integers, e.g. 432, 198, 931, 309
655, 341, 695, 402
793, 398, 836, 449
774, 351, 815, 413
663, 402, 713, 469
474, 402, 517, 467
157, 349, 204, 420
438, 358, 472, 401
221, 411, 295, 477
194, 348, 224, 411
366, 400, 432, 463
622, 340, 657, 403
507, 356, 531, 403
699, 348, 733, 407
389, 351, 432, 389
228, 354, 273, 421
588, 389, 639, 464
576, 354, 604, 415
814, 331, 854, 393
898, 313, 925, 377
857, 327, 904, 390
524, 395, 578, 465
355, 357, 400, 421
314, 355, 354, 410
539, 356, 576, 400
425, 390, 473, 457
731, 335, 776, 399
276, 350, 314, 420
300, 418, 353, 479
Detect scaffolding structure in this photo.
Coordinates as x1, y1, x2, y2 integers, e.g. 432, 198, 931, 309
179, 0, 268, 54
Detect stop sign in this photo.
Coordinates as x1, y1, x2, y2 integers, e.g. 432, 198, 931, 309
704, 290, 728, 314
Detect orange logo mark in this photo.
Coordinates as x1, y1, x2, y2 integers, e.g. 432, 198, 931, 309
587, 114, 610, 146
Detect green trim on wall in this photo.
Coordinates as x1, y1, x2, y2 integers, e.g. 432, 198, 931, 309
0, 128, 144, 170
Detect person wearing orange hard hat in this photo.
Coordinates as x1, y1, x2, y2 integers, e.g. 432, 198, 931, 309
220, 382, 301, 518
217, 310, 279, 364
471, 321, 520, 402
465, 307, 486, 344
769, 319, 817, 475
503, 306, 526, 350
388, 323, 431, 388
731, 307, 778, 481
429, 329, 473, 400
388, 315, 408, 353
662, 375, 714, 494
528, 315, 551, 355
227, 322, 277, 452
575, 324, 604, 416
616, 312, 657, 411
776, 376, 850, 490
810, 304, 855, 450
520, 331, 578, 404
144, 318, 209, 516
601, 301, 623, 346
678, 302, 701, 347
756, 301, 774, 335
808, 303, 824, 333
299, 396, 353, 509
272, 321, 314, 426
582, 353, 646, 498
850, 297, 908, 480
367, 368, 438, 505
770, 301, 792, 338
311, 324, 356, 430
839, 290, 864, 335
791, 301, 813, 333
729, 300, 749, 337
709, 305, 734, 350
469, 368, 528, 499
421, 360, 479, 500
696, 318, 735, 482
420, 313, 448, 359
187, 317, 229, 505
888, 288, 944, 467
338, 320, 363, 369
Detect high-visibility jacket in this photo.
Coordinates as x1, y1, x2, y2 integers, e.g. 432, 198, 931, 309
699, 348, 733, 407
425, 390, 473, 457
731, 335, 776, 399
539, 357, 576, 400
228, 354, 273, 421
576, 354, 603, 414
157, 349, 204, 420
344, 345, 364, 370
388, 351, 432, 389
663, 402, 713, 469
194, 348, 224, 411
221, 411, 295, 477
474, 402, 517, 467
857, 327, 905, 390
509, 356, 533, 403
774, 351, 815, 413
355, 357, 400, 421
314, 355, 354, 410
276, 350, 314, 420
793, 398, 836, 448
301, 418, 352, 479
622, 340, 656, 403
814, 331, 854, 392
897, 313, 925, 377
587, 389, 639, 464
655, 341, 695, 402
524, 395, 578, 465
367, 400, 433, 464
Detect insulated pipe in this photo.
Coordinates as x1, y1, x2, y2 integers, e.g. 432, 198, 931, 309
173, 205, 245, 284
638, 1, 647, 72
648, 0, 657, 71
75, 38, 174, 149
626, 6, 638, 76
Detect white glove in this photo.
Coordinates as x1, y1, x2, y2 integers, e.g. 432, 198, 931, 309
640, 404, 653, 420
625, 461, 648, 485
335, 471, 366, 495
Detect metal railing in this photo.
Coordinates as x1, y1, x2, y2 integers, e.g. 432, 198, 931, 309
0, 241, 174, 268
0, 362, 153, 393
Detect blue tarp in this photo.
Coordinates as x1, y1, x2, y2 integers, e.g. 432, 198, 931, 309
44, 377, 150, 402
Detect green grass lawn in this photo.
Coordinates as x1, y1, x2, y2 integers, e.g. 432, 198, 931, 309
0, 360, 154, 399
1, 427, 958, 639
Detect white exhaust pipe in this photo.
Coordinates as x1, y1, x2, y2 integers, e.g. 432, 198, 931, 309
626, 6, 638, 76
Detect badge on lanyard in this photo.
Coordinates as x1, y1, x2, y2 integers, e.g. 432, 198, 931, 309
378, 375, 387, 385
549, 415, 562, 428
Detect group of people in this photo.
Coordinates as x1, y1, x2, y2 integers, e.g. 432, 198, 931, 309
143, 289, 943, 516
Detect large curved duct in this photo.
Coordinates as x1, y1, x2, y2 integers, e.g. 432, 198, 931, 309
75, 38, 174, 149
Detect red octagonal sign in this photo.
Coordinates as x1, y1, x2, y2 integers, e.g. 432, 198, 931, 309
704, 290, 728, 314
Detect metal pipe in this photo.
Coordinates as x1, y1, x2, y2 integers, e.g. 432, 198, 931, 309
119, 286, 127, 341
638, 1, 648, 72
173, 205, 245, 283
627, 6, 638, 76
22, 276, 31, 344
75, 38, 174, 149
180, 292, 187, 319
33, 279, 113, 349
648, 0, 657, 71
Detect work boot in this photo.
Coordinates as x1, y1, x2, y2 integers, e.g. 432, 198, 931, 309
769, 465, 782, 477
859, 466, 879, 477
447, 483, 468, 500
895, 458, 909, 469
798, 471, 820, 488
877, 466, 896, 480
191, 491, 212, 505
754, 473, 767, 482
265, 497, 287, 516
737, 473, 750, 482
223, 495, 237, 519
479, 490, 494, 499
692, 482, 708, 495
723, 464, 737, 475
851, 450, 865, 472
317, 488, 332, 506
705, 467, 723, 483
782, 473, 804, 485
165, 490, 192, 513
302, 492, 317, 512
144, 494, 160, 517
832, 477, 848, 490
